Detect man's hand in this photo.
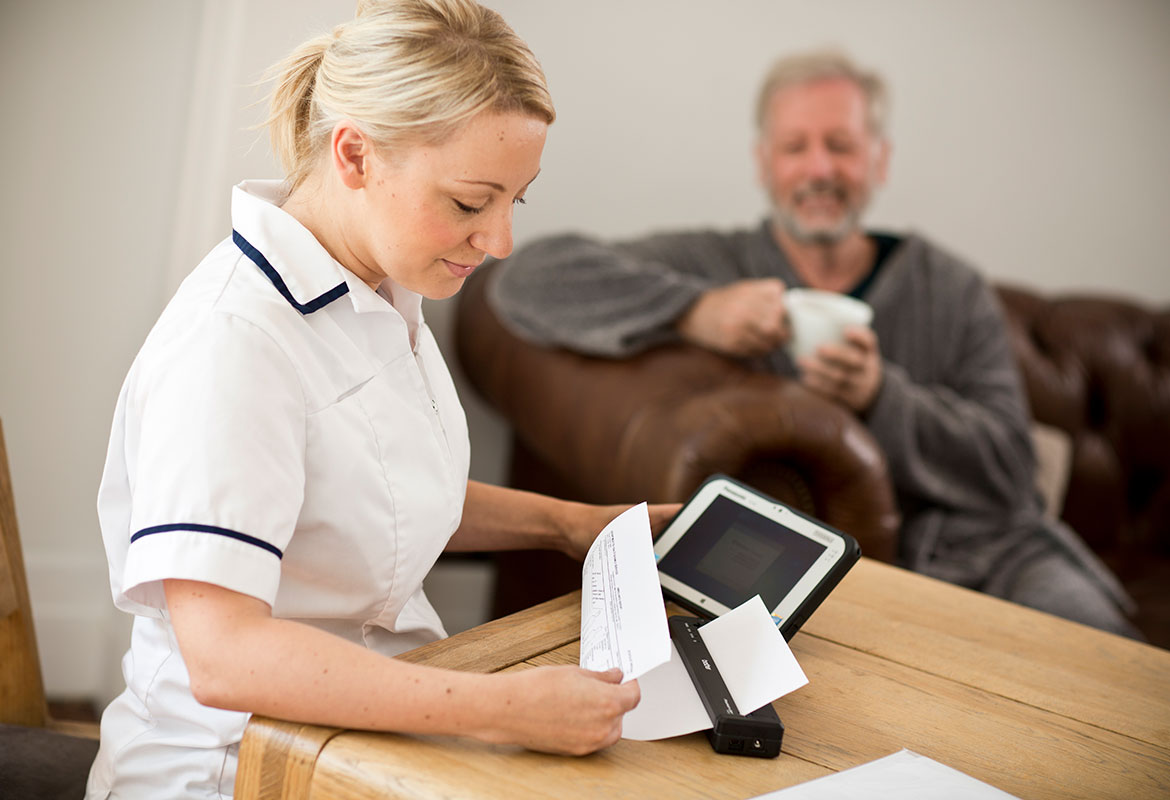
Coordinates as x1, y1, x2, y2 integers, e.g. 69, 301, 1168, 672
797, 325, 883, 412
677, 279, 788, 357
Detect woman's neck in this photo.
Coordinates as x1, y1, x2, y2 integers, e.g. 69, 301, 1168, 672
280, 177, 382, 292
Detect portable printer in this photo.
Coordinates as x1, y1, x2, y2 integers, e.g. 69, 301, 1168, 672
669, 615, 784, 758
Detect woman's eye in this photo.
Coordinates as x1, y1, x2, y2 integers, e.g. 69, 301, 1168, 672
453, 199, 484, 214
513, 197, 527, 206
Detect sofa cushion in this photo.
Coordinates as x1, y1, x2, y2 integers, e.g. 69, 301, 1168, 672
1031, 422, 1073, 519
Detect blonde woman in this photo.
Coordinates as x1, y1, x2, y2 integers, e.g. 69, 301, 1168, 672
87, 2, 670, 797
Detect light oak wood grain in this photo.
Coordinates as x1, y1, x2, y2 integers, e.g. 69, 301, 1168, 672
802, 559, 1170, 746
235, 717, 343, 800
268, 698, 1170, 799
237, 556, 1170, 800
498, 625, 1170, 799
307, 728, 831, 800
394, 592, 579, 673
778, 634, 1169, 800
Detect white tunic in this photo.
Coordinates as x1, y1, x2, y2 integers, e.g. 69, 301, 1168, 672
86, 181, 470, 799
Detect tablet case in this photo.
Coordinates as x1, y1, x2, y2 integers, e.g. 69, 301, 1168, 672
658, 474, 861, 641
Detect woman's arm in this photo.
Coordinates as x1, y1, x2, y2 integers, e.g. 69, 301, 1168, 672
446, 480, 680, 561
164, 579, 638, 755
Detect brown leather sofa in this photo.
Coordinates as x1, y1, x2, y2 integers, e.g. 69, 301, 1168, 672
454, 264, 1170, 647
996, 286, 1170, 646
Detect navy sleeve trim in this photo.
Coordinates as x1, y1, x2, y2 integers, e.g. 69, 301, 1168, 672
131, 523, 284, 559
233, 229, 349, 315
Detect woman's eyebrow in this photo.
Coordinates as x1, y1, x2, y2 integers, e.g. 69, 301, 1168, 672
456, 179, 506, 192
456, 170, 542, 193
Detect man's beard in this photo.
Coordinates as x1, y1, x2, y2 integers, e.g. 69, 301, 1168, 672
772, 180, 867, 245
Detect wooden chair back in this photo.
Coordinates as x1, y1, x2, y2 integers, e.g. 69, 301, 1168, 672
0, 418, 51, 727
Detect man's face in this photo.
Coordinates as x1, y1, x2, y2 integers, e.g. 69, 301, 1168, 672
755, 77, 889, 244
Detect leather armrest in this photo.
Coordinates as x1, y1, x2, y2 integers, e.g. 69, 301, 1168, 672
455, 265, 900, 562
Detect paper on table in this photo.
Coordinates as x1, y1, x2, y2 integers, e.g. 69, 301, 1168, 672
578, 503, 670, 682
622, 595, 807, 741
748, 749, 1021, 799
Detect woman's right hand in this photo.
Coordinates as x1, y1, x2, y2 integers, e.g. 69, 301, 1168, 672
479, 666, 640, 755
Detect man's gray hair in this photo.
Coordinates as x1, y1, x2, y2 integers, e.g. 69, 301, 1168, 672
755, 49, 889, 137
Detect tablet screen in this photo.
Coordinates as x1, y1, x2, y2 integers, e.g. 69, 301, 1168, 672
658, 495, 827, 613
655, 476, 859, 636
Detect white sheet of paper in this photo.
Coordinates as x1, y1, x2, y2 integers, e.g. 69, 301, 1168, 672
578, 503, 670, 681
619, 642, 712, 741
749, 749, 1021, 799
621, 595, 807, 740
700, 595, 808, 714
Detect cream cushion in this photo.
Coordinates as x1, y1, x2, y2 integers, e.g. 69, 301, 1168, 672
1031, 422, 1073, 518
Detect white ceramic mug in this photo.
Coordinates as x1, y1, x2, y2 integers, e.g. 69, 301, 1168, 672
783, 288, 874, 360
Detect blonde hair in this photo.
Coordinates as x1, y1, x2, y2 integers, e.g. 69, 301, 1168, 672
755, 49, 888, 138
266, 0, 555, 190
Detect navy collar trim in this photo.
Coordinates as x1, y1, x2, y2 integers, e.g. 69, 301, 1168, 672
233, 229, 349, 315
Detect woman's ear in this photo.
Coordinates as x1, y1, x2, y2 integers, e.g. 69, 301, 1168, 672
330, 120, 370, 190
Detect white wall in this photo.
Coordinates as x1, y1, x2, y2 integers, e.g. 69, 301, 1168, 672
0, 0, 202, 703
2, 0, 1168, 704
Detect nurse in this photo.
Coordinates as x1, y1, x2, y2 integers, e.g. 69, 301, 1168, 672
87, 1, 669, 797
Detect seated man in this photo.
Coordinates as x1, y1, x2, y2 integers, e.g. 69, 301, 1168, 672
489, 49, 1141, 638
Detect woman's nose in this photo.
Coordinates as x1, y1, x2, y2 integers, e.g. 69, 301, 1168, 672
469, 209, 514, 259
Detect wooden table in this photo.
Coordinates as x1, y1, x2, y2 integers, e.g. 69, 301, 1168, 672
235, 559, 1170, 799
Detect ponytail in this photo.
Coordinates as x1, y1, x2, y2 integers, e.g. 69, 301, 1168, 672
264, 31, 334, 191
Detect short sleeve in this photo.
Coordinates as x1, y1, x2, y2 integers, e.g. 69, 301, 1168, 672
120, 311, 306, 610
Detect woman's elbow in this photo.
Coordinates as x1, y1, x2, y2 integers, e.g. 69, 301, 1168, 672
184, 656, 246, 710
163, 579, 271, 711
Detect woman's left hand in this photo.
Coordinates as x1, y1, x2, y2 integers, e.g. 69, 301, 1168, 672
561, 501, 682, 562
450, 482, 681, 561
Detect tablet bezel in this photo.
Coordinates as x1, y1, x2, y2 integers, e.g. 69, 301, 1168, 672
654, 475, 860, 639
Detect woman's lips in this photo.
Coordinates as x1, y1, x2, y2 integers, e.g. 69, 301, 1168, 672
443, 259, 481, 278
